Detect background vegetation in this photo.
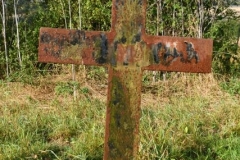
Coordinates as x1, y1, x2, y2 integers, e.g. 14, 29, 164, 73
0, 0, 239, 78
0, 0, 240, 159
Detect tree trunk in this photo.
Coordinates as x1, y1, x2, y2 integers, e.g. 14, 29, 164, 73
60, 0, 67, 28
172, 0, 175, 36
14, 0, 22, 68
197, 0, 204, 38
1, 0, 9, 78
78, 0, 82, 30
181, 0, 184, 36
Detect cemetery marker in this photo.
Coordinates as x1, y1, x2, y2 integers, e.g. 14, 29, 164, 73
38, 0, 213, 159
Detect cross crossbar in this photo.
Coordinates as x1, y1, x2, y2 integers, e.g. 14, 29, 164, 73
38, 0, 213, 159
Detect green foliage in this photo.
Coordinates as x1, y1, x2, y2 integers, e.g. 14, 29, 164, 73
146, 0, 231, 37
207, 18, 240, 76
55, 82, 77, 95
86, 66, 107, 80
220, 77, 240, 95
81, 0, 112, 31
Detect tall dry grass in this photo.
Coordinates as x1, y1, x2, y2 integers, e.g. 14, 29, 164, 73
0, 68, 239, 159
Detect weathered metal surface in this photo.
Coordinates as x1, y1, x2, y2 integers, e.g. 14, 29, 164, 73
38, 28, 111, 65
105, 67, 142, 159
38, 0, 212, 73
38, 0, 213, 159
39, 27, 212, 73
142, 35, 213, 73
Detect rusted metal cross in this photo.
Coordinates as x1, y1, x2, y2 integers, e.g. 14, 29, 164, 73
38, 0, 212, 159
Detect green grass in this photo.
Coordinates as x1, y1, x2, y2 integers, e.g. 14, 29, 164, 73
0, 98, 105, 159
0, 72, 240, 159
220, 77, 240, 96
140, 96, 240, 160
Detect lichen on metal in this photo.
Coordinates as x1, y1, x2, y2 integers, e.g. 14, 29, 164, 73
107, 67, 141, 159
114, 0, 143, 44
38, 0, 213, 159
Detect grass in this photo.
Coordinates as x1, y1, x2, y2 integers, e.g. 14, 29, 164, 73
0, 94, 105, 159
0, 68, 240, 159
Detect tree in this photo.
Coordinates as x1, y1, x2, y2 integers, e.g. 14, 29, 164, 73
14, 0, 22, 67
1, 0, 9, 78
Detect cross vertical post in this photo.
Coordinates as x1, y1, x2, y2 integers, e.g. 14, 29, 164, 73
38, 0, 213, 159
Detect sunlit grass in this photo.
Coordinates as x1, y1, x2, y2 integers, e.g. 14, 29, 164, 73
0, 71, 239, 159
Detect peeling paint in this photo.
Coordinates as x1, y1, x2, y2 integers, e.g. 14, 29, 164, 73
92, 33, 108, 64
40, 30, 88, 61
60, 44, 85, 61
185, 41, 199, 63
150, 41, 201, 66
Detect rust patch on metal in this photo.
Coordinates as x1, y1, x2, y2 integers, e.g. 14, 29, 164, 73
104, 67, 141, 159
142, 35, 213, 73
38, 28, 110, 65
38, 0, 213, 159
40, 29, 86, 60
